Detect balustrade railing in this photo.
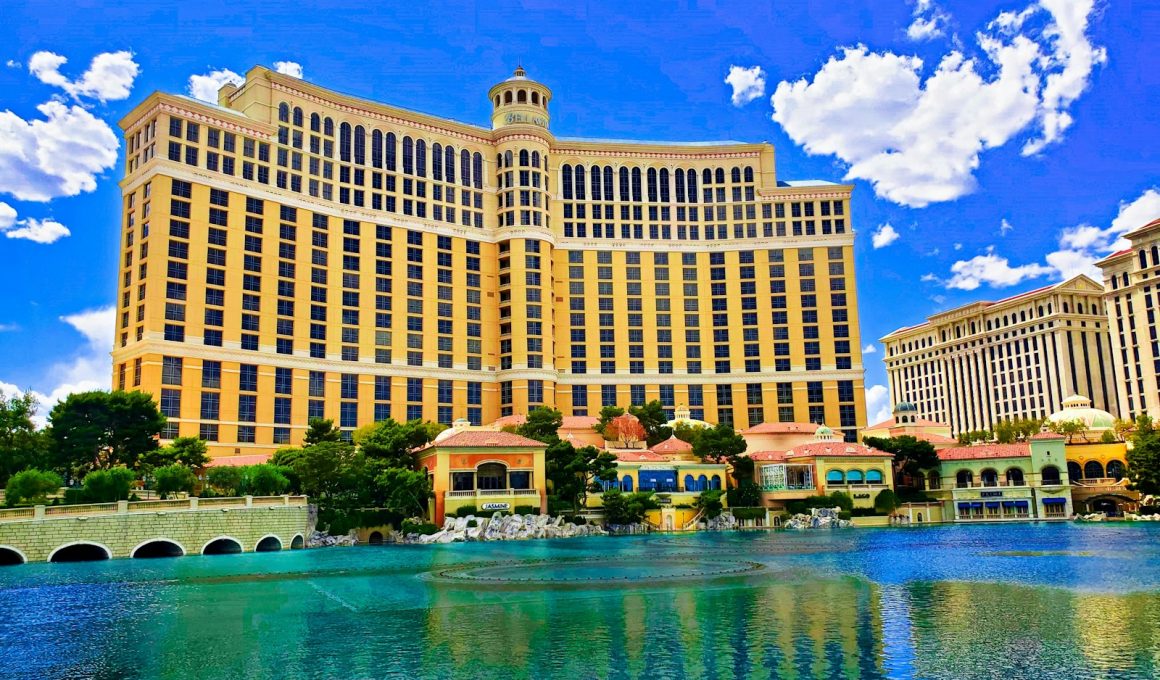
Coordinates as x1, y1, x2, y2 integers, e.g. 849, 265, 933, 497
0, 495, 307, 523
446, 489, 539, 498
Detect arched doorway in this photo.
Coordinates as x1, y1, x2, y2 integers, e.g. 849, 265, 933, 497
1067, 461, 1083, 482
980, 469, 999, 487
132, 539, 185, 559
956, 470, 973, 488
1084, 461, 1105, 480
49, 542, 111, 563
0, 547, 25, 566
927, 471, 941, 489
202, 537, 243, 555
1092, 498, 1119, 516
916, 513, 924, 523
1041, 466, 1061, 485
476, 462, 508, 490
368, 531, 384, 545
255, 536, 282, 552
290, 534, 304, 550
1106, 460, 1125, 481
1005, 468, 1025, 487
621, 475, 633, 492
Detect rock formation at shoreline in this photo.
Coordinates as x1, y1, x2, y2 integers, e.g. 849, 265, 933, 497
403, 512, 608, 544
783, 507, 853, 530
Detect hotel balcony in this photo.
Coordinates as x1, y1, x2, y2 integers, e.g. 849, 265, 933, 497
445, 488, 541, 499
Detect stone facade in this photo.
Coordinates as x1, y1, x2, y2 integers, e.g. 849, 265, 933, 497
0, 497, 309, 563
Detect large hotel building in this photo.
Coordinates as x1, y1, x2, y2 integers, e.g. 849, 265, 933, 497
113, 65, 867, 458
1097, 218, 1160, 419
881, 275, 1116, 436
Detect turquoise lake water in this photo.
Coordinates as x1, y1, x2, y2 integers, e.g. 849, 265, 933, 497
1, 523, 1158, 679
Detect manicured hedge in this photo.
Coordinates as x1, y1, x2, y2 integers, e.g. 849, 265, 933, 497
730, 507, 767, 520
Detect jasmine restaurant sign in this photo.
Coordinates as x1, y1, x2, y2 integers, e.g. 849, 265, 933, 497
505, 112, 547, 128
481, 502, 510, 511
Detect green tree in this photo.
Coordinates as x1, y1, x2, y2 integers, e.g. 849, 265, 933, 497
140, 437, 210, 473
81, 466, 137, 503
48, 390, 166, 476
360, 419, 434, 468
874, 488, 900, 514
995, 417, 1045, 443
957, 430, 990, 446
693, 422, 747, 463
240, 464, 291, 496
1048, 418, 1087, 443
672, 421, 706, 447
627, 401, 672, 446
0, 391, 49, 486
515, 406, 563, 444
290, 441, 359, 505
595, 405, 625, 437
862, 435, 940, 482
206, 466, 243, 496
1127, 415, 1160, 496
303, 418, 341, 446
601, 489, 660, 525
153, 464, 196, 499
694, 489, 724, 519
546, 440, 618, 513
373, 467, 431, 519
4, 469, 62, 506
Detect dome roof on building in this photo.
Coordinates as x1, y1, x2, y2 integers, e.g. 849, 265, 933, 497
893, 401, 918, 413
815, 424, 834, 437
1047, 395, 1116, 431
667, 405, 711, 430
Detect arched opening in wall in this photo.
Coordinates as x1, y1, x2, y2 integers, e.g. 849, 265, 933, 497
132, 540, 184, 559
504, 91, 513, 104
0, 547, 25, 566
290, 535, 304, 550
202, 538, 243, 555
49, 543, 110, 563
1041, 466, 1061, 485
368, 531, 384, 546
255, 536, 282, 552
517, 89, 527, 103
1084, 460, 1105, 480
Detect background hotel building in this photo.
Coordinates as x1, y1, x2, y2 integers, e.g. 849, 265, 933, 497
1097, 218, 1160, 419
112, 65, 867, 458
881, 275, 1115, 436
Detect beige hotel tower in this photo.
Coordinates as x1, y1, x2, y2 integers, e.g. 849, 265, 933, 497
113, 66, 867, 458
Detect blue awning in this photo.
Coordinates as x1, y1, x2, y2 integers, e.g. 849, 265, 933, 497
957, 502, 971, 510
1015, 501, 1029, 508
1002, 501, 1016, 507
970, 502, 984, 509
1043, 497, 1067, 504
985, 501, 1000, 508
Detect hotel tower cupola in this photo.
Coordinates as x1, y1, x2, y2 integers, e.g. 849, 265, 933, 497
489, 65, 552, 132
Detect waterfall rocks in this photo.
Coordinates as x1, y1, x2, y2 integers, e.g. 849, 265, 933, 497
702, 513, 739, 531
783, 507, 853, 530
401, 513, 609, 544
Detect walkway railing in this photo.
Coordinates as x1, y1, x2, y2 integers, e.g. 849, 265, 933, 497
682, 509, 705, 531
445, 489, 540, 498
0, 495, 308, 523
1072, 478, 1127, 487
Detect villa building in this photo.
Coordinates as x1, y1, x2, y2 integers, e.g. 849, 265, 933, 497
862, 402, 956, 448
112, 64, 867, 459
881, 275, 1115, 436
1096, 217, 1160, 420
418, 428, 547, 519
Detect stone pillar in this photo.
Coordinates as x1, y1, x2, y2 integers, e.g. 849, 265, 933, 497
34, 505, 45, 520
282, 495, 290, 506
245, 495, 253, 508
117, 500, 129, 514
189, 497, 199, 510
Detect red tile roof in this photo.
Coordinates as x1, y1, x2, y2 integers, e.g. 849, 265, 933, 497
1030, 431, 1066, 440
433, 430, 546, 448
490, 414, 525, 427
937, 443, 1030, 461
650, 435, 693, 454
613, 450, 670, 462
207, 454, 269, 467
865, 417, 949, 430
741, 422, 817, 435
785, 443, 892, 458
747, 450, 789, 462
1126, 217, 1160, 238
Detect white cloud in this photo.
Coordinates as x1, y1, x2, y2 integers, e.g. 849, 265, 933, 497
188, 68, 245, 103
920, 273, 939, 282
871, 222, 901, 248
725, 65, 766, 107
942, 246, 1054, 290
2, 217, 70, 244
0, 100, 120, 202
0, 323, 18, 332
6, 60, 20, 69
0, 201, 14, 229
863, 343, 878, 354
1000, 218, 1014, 235
770, 0, 1105, 208
0, 306, 114, 425
273, 61, 304, 79
866, 384, 893, 425
953, 242, 963, 250
907, 0, 952, 41
28, 50, 139, 103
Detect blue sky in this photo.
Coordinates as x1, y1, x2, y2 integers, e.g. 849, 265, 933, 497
0, 0, 1156, 423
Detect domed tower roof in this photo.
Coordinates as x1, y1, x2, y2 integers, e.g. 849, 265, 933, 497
893, 401, 918, 414
488, 65, 552, 132
1047, 394, 1116, 431
814, 424, 837, 442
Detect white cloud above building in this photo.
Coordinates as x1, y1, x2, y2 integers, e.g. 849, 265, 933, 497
28, 50, 139, 103
871, 223, 901, 249
724, 65, 766, 106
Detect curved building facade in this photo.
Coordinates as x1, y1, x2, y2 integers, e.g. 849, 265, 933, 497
113, 65, 866, 458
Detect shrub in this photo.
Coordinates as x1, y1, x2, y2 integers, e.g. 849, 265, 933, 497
206, 466, 243, 496
467, 519, 478, 528
730, 507, 767, 521
401, 520, 439, 535
4, 469, 63, 507
694, 489, 725, 519
873, 489, 900, 514
455, 505, 478, 518
851, 507, 882, 517
62, 488, 87, 505
153, 464, 196, 499
1139, 506, 1159, 516
828, 491, 854, 512
570, 515, 587, 525
240, 464, 291, 496
513, 505, 540, 515
838, 511, 852, 521
320, 508, 397, 536
787, 494, 852, 515
82, 467, 136, 503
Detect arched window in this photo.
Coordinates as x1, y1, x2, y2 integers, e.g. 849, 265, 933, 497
591, 165, 600, 199
445, 146, 455, 183
744, 166, 754, 182
504, 90, 513, 104
1152, 245, 1159, 267
675, 168, 686, 202
519, 149, 529, 167
1041, 466, 1061, 485
292, 107, 303, 127
826, 470, 845, 484
385, 132, 397, 170
731, 167, 741, 183
476, 462, 507, 490
529, 150, 539, 168
684, 474, 695, 492
504, 150, 513, 168
1107, 459, 1125, 481
432, 143, 443, 180
866, 469, 884, 484
415, 139, 426, 176
621, 475, 633, 492
574, 165, 586, 200
473, 153, 483, 188
1005, 468, 1025, 486
353, 126, 366, 165
619, 167, 631, 201
310, 113, 320, 132
647, 168, 658, 202
710, 475, 721, 490
278, 102, 290, 122
980, 469, 998, 487
927, 471, 941, 490
1084, 460, 1105, 480
956, 470, 973, 488
531, 91, 540, 105
371, 130, 383, 168
517, 89, 527, 103
562, 165, 573, 200
698, 474, 708, 491
659, 168, 670, 202
847, 469, 864, 484
702, 168, 712, 186
603, 167, 613, 200
715, 168, 725, 184
402, 136, 413, 174
461, 149, 471, 186
324, 117, 334, 137
687, 170, 697, 202
1067, 461, 1083, 481
339, 122, 352, 162
494, 95, 501, 107
1141, 251, 1149, 269
631, 168, 642, 201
